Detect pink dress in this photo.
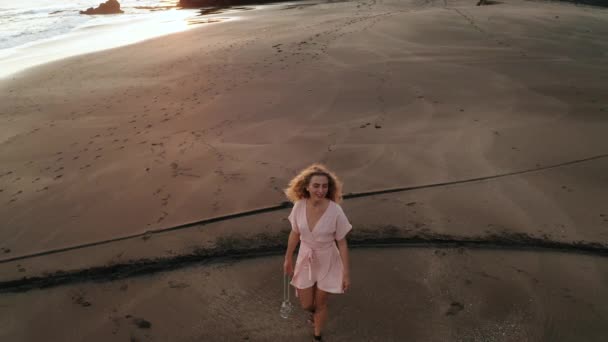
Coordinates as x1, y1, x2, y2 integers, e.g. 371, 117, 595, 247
288, 199, 352, 294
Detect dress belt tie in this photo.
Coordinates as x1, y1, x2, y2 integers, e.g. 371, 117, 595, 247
304, 249, 314, 281
292, 242, 334, 297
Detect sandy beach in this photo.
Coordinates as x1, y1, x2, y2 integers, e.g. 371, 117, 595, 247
2, 248, 608, 341
1, 0, 608, 340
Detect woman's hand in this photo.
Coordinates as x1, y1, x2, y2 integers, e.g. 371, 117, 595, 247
342, 273, 351, 293
283, 257, 294, 276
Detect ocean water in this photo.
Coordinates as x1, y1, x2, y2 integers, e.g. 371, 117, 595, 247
0, 0, 207, 77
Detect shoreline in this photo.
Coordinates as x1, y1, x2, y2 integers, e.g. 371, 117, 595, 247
0, 6, 230, 79
2, 0, 607, 79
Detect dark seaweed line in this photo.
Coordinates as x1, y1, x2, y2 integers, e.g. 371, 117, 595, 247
1, 153, 606, 265
1, 235, 607, 293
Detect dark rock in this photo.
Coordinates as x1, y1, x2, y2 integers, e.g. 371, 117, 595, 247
80, 0, 124, 15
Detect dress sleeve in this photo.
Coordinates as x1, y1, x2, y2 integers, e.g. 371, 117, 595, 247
335, 205, 352, 240
288, 201, 300, 233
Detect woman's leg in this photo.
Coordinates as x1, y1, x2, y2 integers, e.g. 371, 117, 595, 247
313, 288, 329, 337
297, 285, 317, 313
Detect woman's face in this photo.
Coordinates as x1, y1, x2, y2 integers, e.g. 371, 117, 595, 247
306, 175, 329, 200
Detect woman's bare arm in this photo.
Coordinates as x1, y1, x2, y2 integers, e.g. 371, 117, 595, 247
284, 230, 300, 274
336, 238, 350, 291
285, 230, 300, 258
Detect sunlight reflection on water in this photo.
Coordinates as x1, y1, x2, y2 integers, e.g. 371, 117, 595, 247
0, 6, 242, 78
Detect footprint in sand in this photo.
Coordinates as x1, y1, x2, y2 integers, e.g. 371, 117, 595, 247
478, 271, 501, 281
0, 171, 14, 178
434, 250, 447, 257
131, 317, 151, 329
445, 302, 464, 316
561, 185, 573, 192
71, 293, 92, 307
161, 194, 171, 207
156, 211, 169, 223
168, 281, 189, 289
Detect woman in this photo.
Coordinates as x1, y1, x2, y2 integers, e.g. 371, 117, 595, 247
283, 163, 352, 342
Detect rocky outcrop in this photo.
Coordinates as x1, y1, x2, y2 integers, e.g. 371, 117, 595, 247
80, 0, 124, 15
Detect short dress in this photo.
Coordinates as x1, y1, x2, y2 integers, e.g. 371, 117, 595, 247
288, 199, 352, 294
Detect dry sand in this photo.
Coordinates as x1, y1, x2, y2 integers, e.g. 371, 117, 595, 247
1, 0, 608, 340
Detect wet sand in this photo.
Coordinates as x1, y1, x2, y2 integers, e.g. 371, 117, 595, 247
1, 248, 608, 341
1, 0, 608, 340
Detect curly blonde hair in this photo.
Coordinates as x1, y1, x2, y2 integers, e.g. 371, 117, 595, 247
284, 163, 344, 203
